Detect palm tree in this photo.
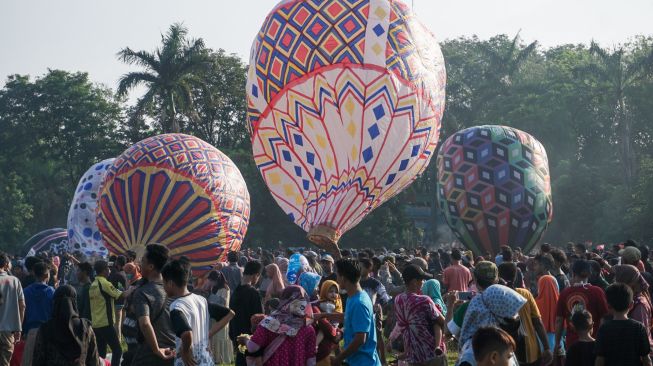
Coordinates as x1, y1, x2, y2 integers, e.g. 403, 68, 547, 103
586, 41, 653, 187
117, 23, 210, 133
473, 32, 538, 122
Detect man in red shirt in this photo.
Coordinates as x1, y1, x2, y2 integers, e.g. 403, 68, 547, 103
442, 249, 472, 292
554, 259, 609, 353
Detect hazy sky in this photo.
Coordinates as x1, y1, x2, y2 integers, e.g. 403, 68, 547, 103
1, 0, 651, 99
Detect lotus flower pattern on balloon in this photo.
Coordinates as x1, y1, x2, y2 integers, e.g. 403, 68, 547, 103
246, 0, 446, 251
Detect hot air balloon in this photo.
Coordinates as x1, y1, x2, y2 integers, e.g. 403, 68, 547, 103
67, 158, 114, 257
22, 228, 69, 256
246, 0, 446, 254
436, 125, 553, 255
97, 134, 250, 275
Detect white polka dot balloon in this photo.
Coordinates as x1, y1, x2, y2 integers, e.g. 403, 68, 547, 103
67, 158, 115, 257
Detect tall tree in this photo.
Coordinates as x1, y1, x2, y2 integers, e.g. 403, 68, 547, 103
117, 23, 210, 133
585, 41, 653, 186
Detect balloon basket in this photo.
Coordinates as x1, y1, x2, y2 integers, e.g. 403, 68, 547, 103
307, 225, 342, 259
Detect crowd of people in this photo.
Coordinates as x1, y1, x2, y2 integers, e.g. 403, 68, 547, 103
1, 240, 653, 366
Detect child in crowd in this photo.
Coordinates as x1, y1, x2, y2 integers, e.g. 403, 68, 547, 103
472, 326, 516, 366
565, 310, 596, 366
595, 283, 652, 366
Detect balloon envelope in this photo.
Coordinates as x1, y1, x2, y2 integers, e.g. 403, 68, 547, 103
97, 134, 250, 274
67, 158, 114, 257
22, 228, 68, 256
246, 0, 446, 250
436, 125, 553, 255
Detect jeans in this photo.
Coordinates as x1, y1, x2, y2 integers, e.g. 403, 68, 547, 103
94, 326, 122, 366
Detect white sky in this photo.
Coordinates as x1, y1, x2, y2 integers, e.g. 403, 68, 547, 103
1, 0, 651, 98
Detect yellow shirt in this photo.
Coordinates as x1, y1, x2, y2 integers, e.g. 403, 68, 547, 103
89, 276, 122, 328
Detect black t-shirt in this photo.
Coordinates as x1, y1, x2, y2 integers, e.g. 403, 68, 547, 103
566, 340, 596, 366
132, 281, 176, 348
595, 319, 650, 365
229, 284, 263, 341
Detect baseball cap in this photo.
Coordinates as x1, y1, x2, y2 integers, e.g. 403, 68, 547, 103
402, 264, 433, 283
619, 246, 641, 264
320, 254, 334, 263
474, 261, 498, 283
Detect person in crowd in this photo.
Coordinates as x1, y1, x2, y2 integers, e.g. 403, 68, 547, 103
549, 249, 570, 292
131, 244, 176, 366
613, 264, 653, 349
230, 260, 264, 366
422, 278, 447, 316
443, 248, 472, 292
276, 257, 290, 287
588, 260, 610, 290
264, 263, 285, 302
89, 260, 124, 366
472, 327, 516, 366
207, 270, 234, 365
121, 269, 148, 366
498, 263, 552, 365
498, 247, 525, 289
299, 271, 322, 300
108, 255, 128, 340
595, 283, 652, 366
317, 279, 343, 322
312, 299, 340, 366
0, 252, 25, 366
241, 285, 316, 366
223, 251, 243, 294
535, 274, 560, 352
331, 258, 381, 366
319, 254, 336, 287
564, 310, 595, 366
306, 251, 323, 276
162, 259, 235, 366
386, 264, 446, 366
31, 285, 101, 366
23, 261, 55, 335
554, 259, 609, 355
457, 262, 525, 366
359, 258, 390, 364
123, 262, 142, 286
22, 256, 42, 288
76, 262, 93, 320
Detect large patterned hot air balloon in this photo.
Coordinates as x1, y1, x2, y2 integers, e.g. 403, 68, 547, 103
246, 0, 446, 254
97, 134, 250, 274
436, 125, 553, 255
67, 158, 114, 257
22, 228, 69, 256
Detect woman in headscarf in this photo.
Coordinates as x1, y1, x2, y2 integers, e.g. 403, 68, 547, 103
243, 285, 316, 366
265, 264, 285, 302
299, 271, 321, 300
458, 284, 526, 366
276, 257, 290, 287
613, 264, 653, 349
535, 274, 560, 351
422, 279, 447, 316
123, 262, 141, 286
31, 285, 101, 366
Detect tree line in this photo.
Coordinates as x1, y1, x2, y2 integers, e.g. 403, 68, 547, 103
1, 24, 652, 254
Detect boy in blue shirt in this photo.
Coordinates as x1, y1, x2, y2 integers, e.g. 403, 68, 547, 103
22, 261, 55, 334
331, 258, 381, 366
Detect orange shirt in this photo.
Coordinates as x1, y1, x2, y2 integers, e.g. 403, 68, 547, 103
442, 264, 472, 292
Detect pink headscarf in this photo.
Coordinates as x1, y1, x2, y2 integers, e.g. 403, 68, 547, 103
266, 264, 285, 299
